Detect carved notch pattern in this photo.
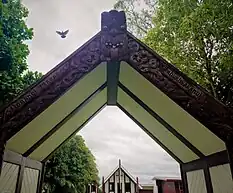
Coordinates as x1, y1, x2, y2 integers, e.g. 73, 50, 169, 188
0, 36, 101, 144
126, 35, 233, 143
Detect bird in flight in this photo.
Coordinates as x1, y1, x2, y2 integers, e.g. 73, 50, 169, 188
56, 30, 69, 38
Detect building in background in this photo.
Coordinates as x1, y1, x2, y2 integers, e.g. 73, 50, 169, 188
152, 177, 183, 193
100, 160, 143, 193
99, 160, 183, 193
86, 181, 99, 193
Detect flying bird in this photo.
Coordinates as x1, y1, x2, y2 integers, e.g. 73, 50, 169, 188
56, 30, 69, 38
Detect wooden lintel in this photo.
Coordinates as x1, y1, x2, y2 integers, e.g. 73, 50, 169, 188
3, 150, 42, 170
182, 150, 229, 172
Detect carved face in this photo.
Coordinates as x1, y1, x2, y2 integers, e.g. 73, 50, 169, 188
103, 36, 124, 49
100, 10, 128, 60
101, 34, 128, 60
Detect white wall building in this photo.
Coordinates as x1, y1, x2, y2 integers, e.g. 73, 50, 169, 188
100, 160, 142, 193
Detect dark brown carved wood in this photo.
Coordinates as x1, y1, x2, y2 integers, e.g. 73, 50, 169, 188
0, 34, 102, 169
125, 33, 233, 144
0, 10, 233, 179
100, 10, 128, 61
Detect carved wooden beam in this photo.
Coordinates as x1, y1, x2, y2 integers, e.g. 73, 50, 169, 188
0, 34, 102, 171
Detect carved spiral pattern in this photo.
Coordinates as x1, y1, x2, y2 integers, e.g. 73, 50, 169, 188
127, 37, 233, 142
0, 36, 101, 138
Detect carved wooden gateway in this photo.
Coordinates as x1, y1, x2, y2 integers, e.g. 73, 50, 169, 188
0, 10, 233, 193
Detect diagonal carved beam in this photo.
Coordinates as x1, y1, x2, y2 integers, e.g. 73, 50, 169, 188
125, 33, 233, 144
0, 34, 103, 171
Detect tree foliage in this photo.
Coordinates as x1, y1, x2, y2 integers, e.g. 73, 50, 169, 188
43, 135, 99, 193
114, 0, 156, 38
0, 0, 42, 106
143, 0, 233, 106
114, 0, 233, 106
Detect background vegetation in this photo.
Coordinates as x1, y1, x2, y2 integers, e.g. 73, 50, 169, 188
115, 0, 233, 106
43, 135, 99, 193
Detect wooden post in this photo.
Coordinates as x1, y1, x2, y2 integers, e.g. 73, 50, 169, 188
15, 157, 26, 193
37, 162, 46, 193
119, 159, 122, 193
102, 176, 105, 193
136, 177, 139, 193
180, 165, 189, 193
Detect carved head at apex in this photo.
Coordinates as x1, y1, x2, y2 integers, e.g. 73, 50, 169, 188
101, 10, 127, 35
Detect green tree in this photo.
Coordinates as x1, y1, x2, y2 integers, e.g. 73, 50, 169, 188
21, 70, 43, 90
114, 0, 233, 106
43, 135, 99, 193
0, 0, 42, 106
114, 0, 156, 38
143, 0, 233, 106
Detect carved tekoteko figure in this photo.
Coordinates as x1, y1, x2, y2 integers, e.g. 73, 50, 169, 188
100, 10, 128, 61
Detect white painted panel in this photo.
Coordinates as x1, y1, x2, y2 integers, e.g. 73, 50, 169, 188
210, 164, 233, 193
122, 173, 125, 193
110, 175, 114, 182
131, 181, 136, 193
105, 181, 109, 193
21, 167, 39, 193
0, 162, 19, 193
187, 169, 207, 193
153, 181, 158, 193
125, 175, 130, 183
115, 172, 118, 193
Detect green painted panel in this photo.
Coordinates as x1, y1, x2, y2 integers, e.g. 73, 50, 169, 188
118, 88, 198, 162
29, 88, 107, 161
6, 63, 107, 154
119, 62, 225, 155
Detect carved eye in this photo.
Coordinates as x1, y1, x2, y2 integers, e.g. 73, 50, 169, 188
120, 25, 125, 29
103, 26, 108, 29
105, 42, 112, 46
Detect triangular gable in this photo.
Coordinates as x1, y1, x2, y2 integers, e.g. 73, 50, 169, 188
101, 164, 143, 189
0, 10, 232, 177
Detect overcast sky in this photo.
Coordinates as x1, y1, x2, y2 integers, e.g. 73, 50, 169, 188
22, 0, 180, 184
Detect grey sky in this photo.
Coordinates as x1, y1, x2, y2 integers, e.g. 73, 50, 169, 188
22, 0, 180, 184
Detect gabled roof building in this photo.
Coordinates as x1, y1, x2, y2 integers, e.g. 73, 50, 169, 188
101, 160, 142, 193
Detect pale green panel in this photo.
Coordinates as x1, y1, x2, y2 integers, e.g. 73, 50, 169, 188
118, 88, 198, 162
0, 162, 19, 193
210, 164, 233, 193
119, 62, 225, 155
21, 167, 39, 193
187, 170, 207, 193
6, 63, 107, 154
29, 88, 107, 161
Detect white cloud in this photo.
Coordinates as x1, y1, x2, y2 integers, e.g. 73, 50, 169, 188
22, 0, 180, 184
